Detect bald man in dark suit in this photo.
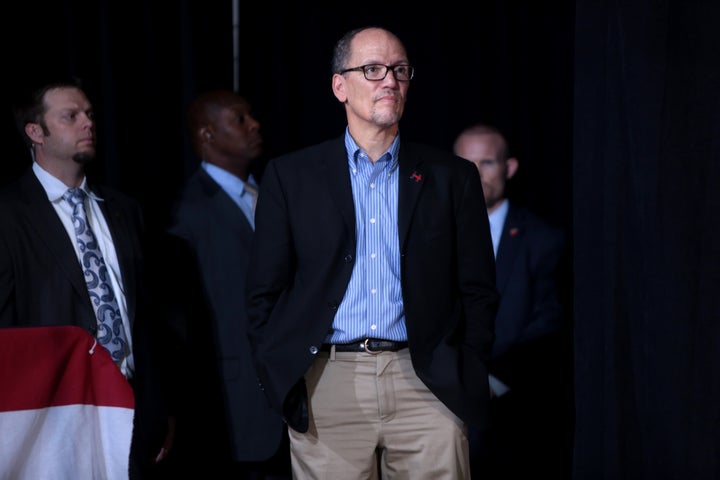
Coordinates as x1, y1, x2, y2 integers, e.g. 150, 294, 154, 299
246, 27, 499, 480
454, 123, 571, 479
161, 90, 289, 479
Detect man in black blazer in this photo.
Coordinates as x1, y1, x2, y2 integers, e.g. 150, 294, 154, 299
246, 27, 499, 479
0, 79, 172, 478
454, 124, 571, 478
161, 90, 289, 478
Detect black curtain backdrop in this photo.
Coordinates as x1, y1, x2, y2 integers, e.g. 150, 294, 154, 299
5, 1, 236, 227
4, 0, 574, 233
3, 0, 716, 478
574, 1, 719, 479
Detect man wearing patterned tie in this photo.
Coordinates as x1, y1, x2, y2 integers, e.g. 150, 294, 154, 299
0, 78, 173, 479
160, 90, 289, 478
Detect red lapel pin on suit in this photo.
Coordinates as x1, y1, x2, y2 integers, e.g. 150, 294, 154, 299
410, 171, 422, 182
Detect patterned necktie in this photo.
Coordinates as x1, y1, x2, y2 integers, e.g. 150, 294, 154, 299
63, 188, 128, 366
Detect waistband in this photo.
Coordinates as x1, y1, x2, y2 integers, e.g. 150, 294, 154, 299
321, 338, 409, 354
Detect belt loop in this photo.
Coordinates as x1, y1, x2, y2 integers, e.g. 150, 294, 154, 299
330, 344, 336, 361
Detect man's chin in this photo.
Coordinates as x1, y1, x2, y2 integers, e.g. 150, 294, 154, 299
72, 151, 95, 165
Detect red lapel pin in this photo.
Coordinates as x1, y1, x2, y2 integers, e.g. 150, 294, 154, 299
410, 171, 422, 182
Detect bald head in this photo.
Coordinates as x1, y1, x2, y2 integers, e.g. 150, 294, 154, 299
187, 90, 249, 155
453, 124, 518, 213
186, 90, 262, 180
453, 124, 510, 162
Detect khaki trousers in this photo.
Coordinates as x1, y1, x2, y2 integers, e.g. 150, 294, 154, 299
289, 347, 470, 480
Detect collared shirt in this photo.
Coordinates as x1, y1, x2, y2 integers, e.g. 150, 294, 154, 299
202, 161, 259, 229
327, 128, 407, 343
487, 197, 510, 396
33, 162, 135, 378
488, 198, 509, 258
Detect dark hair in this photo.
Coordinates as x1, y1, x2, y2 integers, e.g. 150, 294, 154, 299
13, 76, 87, 149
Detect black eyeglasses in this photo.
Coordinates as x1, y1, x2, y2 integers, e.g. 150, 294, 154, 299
339, 64, 415, 82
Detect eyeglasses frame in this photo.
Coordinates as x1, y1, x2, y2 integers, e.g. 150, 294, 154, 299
339, 63, 415, 82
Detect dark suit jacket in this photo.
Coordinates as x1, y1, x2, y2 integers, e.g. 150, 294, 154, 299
471, 204, 572, 479
489, 203, 568, 389
246, 137, 499, 432
0, 168, 169, 478
164, 168, 286, 463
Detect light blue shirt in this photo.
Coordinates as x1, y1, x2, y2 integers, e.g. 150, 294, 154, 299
201, 161, 258, 229
327, 128, 407, 343
488, 198, 509, 258
487, 198, 510, 396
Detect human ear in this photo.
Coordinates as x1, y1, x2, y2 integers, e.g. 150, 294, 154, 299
25, 123, 43, 143
332, 74, 347, 103
506, 157, 519, 180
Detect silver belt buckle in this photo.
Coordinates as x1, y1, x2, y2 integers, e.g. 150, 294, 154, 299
363, 338, 382, 354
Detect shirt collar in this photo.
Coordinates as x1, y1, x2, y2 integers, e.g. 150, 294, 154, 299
488, 199, 510, 256
32, 161, 100, 202
344, 126, 401, 172
202, 161, 258, 196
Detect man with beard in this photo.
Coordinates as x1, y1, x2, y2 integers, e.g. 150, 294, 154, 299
0, 78, 173, 479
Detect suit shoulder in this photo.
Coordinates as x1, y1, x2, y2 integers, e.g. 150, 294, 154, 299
269, 138, 343, 167
510, 204, 566, 243
92, 183, 135, 201
401, 141, 476, 173
0, 168, 33, 198
402, 141, 461, 162
92, 184, 144, 219
0, 181, 19, 202
173, 169, 217, 202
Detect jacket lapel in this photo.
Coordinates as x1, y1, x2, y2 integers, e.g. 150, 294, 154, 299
398, 144, 424, 249
322, 139, 357, 236
94, 186, 137, 324
495, 204, 523, 293
19, 172, 90, 303
198, 169, 255, 241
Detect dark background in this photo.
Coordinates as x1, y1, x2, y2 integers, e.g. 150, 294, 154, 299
4, 0, 574, 233
4, 1, 718, 478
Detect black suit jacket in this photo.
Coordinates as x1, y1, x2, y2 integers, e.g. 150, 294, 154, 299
0, 168, 168, 477
246, 137, 499, 432
164, 168, 285, 462
489, 203, 568, 389
470, 205, 572, 479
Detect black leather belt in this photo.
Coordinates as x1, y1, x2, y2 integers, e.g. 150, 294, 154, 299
321, 338, 409, 354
